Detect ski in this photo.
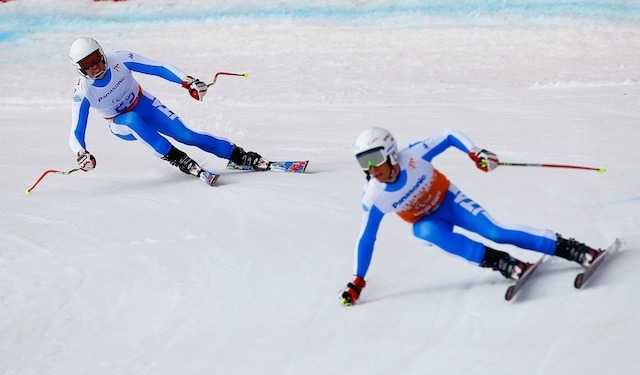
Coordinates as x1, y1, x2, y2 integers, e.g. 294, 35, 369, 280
198, 169, 220, 186
574, 238, 623, 289
268, 160, 309, 173
505, 256, 546, 301
226, 160, 309, 173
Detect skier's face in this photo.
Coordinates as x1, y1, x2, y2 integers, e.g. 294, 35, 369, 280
369, 162, 399, 183
80, 50, 106, 79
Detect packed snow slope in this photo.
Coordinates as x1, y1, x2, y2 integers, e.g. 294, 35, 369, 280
1, 1, 639, 374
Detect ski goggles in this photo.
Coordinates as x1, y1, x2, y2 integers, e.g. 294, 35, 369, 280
356, 147, 387, 170
79, 50, 103, 70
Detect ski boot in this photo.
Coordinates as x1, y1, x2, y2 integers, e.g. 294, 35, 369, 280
162, 146, 203, 177
229, 145, 270, 171
480, 247, 530, 280
553, 234, 602, 267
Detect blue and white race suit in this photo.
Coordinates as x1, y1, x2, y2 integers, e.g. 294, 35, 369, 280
353, 129, 557, 278
70, 51, 233, 158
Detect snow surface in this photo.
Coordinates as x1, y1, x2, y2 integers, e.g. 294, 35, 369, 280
1, 1, 640, 374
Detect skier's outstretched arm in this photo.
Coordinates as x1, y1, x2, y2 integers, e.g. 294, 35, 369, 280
341, 205, 384, 306
415, 129, 499, 172
118, 51, 207, 101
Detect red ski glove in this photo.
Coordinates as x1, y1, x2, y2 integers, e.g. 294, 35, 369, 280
182, 75, 208, 101
469, 147, 499, 172
340, 276, 366, 306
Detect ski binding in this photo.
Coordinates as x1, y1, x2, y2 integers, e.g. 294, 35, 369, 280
505, 256, 546, 301
574, 238, 623, 289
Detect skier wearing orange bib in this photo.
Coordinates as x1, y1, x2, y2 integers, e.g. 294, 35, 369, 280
340, 128, 602, 306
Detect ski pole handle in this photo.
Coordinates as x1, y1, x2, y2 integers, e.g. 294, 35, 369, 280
498, 162, 606, 173
26, 168, 80, 194
207, 71, 247, 87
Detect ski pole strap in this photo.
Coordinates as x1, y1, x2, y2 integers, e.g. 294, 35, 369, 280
498, 162, 605, 173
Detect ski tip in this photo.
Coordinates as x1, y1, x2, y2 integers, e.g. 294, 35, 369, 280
298, 160, 310, 173
199, 170, 220, 186
505, 287, 515, 301
291, 160, 309, 173
574, 274, 584, 289
210, 174, 220, 186
268, 160, 309, 173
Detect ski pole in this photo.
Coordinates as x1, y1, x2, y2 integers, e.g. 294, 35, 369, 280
207, 71, 247, 87
25, 168, 80, 194
498, 162, 606, 173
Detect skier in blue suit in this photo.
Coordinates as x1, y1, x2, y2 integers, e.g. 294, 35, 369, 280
340, 127, 603, 306
68, 37, 268, 181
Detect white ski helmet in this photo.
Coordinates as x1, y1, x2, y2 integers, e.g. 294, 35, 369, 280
69, 37, 108, 79
354, 127, 399, 170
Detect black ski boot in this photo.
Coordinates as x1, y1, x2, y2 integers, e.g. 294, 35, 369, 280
229, 145, 269, 171
162, 146, 202, 177
553, 234, 601, 267
480, 246, 530, 280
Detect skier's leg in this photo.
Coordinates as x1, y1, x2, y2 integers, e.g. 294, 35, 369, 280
413, 217, 530, 280
110, 112, 172, 157
452, 187, 601, 266
413, 216, 486, 263
136, 91, 235, 158
110, 112, 201, 176
440, 185, 557, 255
416, 185, 548, 279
